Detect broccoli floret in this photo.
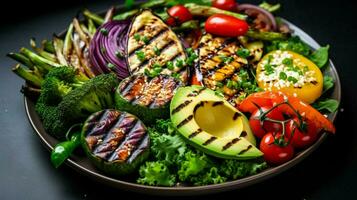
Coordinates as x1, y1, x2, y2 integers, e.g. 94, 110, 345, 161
57, 73, 118, 122
137, 161, 176, 187
39, 67, 86, 105
35, 68, 119, 139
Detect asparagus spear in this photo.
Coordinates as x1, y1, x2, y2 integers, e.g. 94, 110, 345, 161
87, 19, 96, 36
185, 3, 247, 20
245, 29, 288, 41
83, 9, 104, 25
42, 40, 55, 53
172, 20, 200, 32
21, 85, 41, 98
12, 64, 43, 87
20, 47, 61, 71
73, 18, 90, 46
53, 36, 68, 66
7, 52, 34, 69
63, 23, 73, 59
113, 9, 139, 20
104, 6, 115, 23
30, 38, 57, 62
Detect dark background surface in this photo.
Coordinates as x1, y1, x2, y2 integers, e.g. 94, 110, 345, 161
0, 0, 356, 199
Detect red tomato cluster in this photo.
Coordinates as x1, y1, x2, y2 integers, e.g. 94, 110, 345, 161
239, 91, 335, 165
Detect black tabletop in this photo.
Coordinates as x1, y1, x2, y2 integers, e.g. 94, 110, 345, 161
1, 0, 356, 199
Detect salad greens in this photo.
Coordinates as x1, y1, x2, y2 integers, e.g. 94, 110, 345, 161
309, 45, 330, 68
137, 119, 267, 186
313, 99, 339, 113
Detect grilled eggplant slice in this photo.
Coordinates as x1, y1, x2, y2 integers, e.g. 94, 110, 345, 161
127, 10, 188, 83
115, 74, 181, 124
197, 33, 249, 105
81, 109, 150, 176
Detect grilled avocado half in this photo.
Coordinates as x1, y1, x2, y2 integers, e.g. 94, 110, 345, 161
170, 86, 263, 160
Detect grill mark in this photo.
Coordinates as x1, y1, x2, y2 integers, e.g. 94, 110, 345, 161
92, 112, 126, 155
177, 115, 193, 129
193, 101, 205, 113
203, 136, 217, 146
311, 80, 318, 85
199, 38, 236, 63
187, 87, 206, 97
237, 145, 252, 155
212, 101, 223, 107
188, 128, 202, 139
171, 100, 193, 115
240, 131, 247, 137
222, 138, 240, 151
108, 120, 141, 162
233, 112, 241, 120
128, 28, 168, 56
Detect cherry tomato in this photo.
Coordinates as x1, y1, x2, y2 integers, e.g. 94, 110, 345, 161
212, 0, 237, 11
239, 91, 335, 133
260, 132, 294, 165
249, 106, 284, 138
286, 117, 319, 149
205, 14, 249, 37
166, 5, 192, 26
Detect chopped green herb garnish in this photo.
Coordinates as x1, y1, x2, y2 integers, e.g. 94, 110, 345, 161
226, 80, 233, 89
142, 36, 150, 44
107, 63, 115, 69
115, 50, 123, 58
166, 61, 174, 70
101, 47, 106, 54
135, 50, 145, 61
153, 67, 162, 73
100, 28, 108, 36
134, 33, 141, 42
216, 81, 224, 88
279, 71, 287, 80
219, 55, 234, 64
264, 64, 274, 75
287, 76, 298, 83
236, 48, 250, 58
282, 58, 293, 66
175, 59, 184, 68
172, 72, 181, 79
153, 46, 160, 56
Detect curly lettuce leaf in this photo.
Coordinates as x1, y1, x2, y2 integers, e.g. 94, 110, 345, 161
266, 36, 311, 57
137, 161, 176, 186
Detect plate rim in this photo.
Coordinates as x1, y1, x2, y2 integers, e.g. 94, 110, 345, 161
23, 17, 342, 196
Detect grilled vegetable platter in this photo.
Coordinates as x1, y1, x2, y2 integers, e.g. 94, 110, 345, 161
9, 0, 340, 191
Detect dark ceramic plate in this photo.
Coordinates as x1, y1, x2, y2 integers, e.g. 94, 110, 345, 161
24, 14, 341, 195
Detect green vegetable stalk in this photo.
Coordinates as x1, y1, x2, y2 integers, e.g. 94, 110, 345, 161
172, 20, 199, 32
7, 52, 34, 69
246, 29, 287, 41
83, 9, 104, 25
259, 1, 281, 13
185, 3, 247, 20
12, 64, 43, 87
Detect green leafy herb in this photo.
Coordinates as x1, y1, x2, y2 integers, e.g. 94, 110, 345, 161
100, 28, 108, 36
124, 0, 135, 9
236, 48, 250, 58
323, 75, 334, 93
287, 76, 298, 83
134, 33, 141, 42
309, 45, 329, 68
312, 98, 339, 113
175, 59, 184, 68
142, 36, 150, 44
219, 55, 234, 64
153, 46, 160, 56
279, 71, 287, 80
166, 61, 174, 70
135, 50, 145, 61
115, 50, 123, 58
107, 63, 115, 69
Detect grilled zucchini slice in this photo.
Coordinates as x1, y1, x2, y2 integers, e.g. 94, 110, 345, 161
115, 74, 182, 124
197, 33, 250, 105
127, 10, 188, 83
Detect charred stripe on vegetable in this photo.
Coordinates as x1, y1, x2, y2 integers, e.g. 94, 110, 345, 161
128, 28, 169, 56
171, 100, 193, 115
188, 128, 202, 139
222, 138, 241, 151
187, 87, 206, 97
233, 112, 241, 120
212, 101, 224, 107
237, 145, 252, 155
177, 115, 193, 129
202, 136, 217, 146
